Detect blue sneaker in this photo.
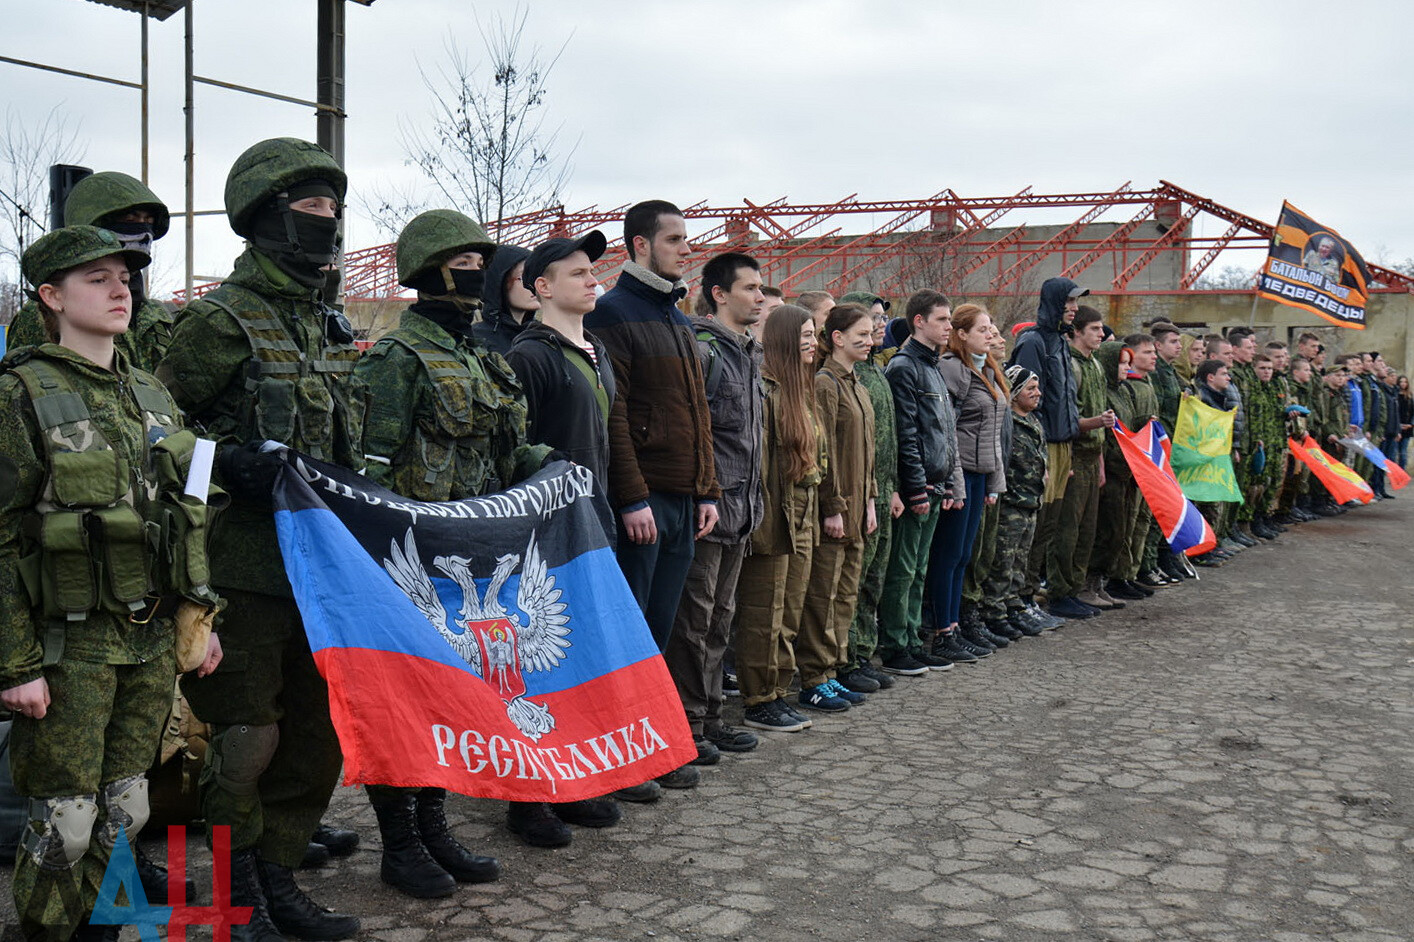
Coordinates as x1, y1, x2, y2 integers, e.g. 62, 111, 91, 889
825, 678, 866, 705
798, 683, 850, 712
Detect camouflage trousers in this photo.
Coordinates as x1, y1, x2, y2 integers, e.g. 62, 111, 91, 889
10, 654, 174, 942
962, 500, 1000, 610
978, 503, 1038, 621
848, 496, 894, 665
1239, 448, 1287, 518
182, 588, 342, 869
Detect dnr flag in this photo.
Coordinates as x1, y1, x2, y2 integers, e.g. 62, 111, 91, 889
272, 456, 695, 801
1113, 420, 1216, 557
1288, 435, 1373, 505
1171, 395, 1242, 503
1259, 201, 1371, 329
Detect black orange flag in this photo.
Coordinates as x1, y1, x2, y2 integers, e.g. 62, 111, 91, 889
1258, 202, 1370, 329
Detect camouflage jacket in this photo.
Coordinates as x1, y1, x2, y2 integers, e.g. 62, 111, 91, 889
7, 297, 174, 373
0, 345, 178, 689
1069, 345, 1107, 460
855, 359, 898, 499
157, 248, 366, 598
1001, 409, 1046, 511
1150, 358, 1183, 432
355, 306, 550, 503
1246, 378, 1287, 460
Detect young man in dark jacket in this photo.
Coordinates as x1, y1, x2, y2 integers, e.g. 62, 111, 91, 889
506, 231, 616, 488
584, 200, 719, 792
1007, 277, 1088, 609
877, 290, 964, 675
473, 244, 538, 357
665, 252, 765, 763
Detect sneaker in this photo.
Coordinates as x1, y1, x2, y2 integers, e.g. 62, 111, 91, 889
743, 700, 807, 733
933, 632, 979, 663
880, 652, 929, 676
825, 678, 866, 705
1026, 602, 1064, 630
691, 736, 721, 766
836, 668, 881, 693
553, 798, 622, 829
1048, 596, 1095, 620
986, 618, 1024, 641
798, 683, 850, 712
975, 623, 1011, 648
1008, 609, 1045, 637
1191, 552, 1222, 568
1121, 578, 1155, 598
612, 781, 662, 803
779, 699, 813, 728
953, 630, 994, 658
722, 670, 740, 698
704, 724, 758, 752
656, 764, 700, 789
913, 650, 954, 672
1137, 570, 1170, 589
855, 659, 895, 689
1105, 579, 1147, 601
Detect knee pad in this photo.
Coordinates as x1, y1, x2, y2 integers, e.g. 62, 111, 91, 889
209, 723, 279, 797
22, 795, 98, 870
96, 774, 150, 850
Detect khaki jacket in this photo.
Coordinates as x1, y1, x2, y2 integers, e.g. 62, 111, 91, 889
815, 357, 877, 543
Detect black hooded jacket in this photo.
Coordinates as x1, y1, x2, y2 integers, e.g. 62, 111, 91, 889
473, 244, 534, 357
1008, 277, 1082, 444
505, 320, 616, 487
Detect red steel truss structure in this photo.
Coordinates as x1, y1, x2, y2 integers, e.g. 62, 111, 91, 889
179, 181, 1414, 301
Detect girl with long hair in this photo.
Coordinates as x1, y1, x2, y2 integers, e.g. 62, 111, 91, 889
1398, 374, 1412, 469
735, 305, 822, 732
796, 303, 877, 713
932, 303, 1010, 659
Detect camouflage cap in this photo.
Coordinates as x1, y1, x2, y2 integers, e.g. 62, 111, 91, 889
64, 171, 170, 238
224, 137, 347, 238
396, 209, 495, 287
22, 225, 151, 289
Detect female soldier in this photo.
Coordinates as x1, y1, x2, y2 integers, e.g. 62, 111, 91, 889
736, 304, 822, 732
795, 303, 877, 713
355, 210, 620, 877
0, 226, 220, 941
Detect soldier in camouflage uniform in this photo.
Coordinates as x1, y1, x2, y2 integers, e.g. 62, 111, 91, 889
356, 210, 587, 892
157, 138, 362, 942
979, 366, 1049, 635
1, 227, 220, 941
1239, 354, 1288, 540
7, 173, 175, 372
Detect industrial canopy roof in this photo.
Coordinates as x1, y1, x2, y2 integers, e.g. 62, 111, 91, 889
84, 0, 375, 19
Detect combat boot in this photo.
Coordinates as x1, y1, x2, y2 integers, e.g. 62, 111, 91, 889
1076, 575, 1120, 610
416, 788, 501, 883
228, 849, 285, 942
259, 857, 362, 939
135, 841, 197, 903
369, 790, 457, 899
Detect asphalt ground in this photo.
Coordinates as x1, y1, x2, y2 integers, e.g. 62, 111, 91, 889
3, 497, 1412, 941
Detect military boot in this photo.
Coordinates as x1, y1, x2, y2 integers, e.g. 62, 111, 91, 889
416, 788, 501, 883
135, 841, 197, 903
228, 849, 285, 942
258, 857, 362, 939
370, 790, 457, 898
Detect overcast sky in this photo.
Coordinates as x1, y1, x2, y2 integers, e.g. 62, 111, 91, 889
4, 0, 1414, 290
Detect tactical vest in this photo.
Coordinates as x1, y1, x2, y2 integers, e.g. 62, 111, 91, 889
381, 333, 528, 502
202, 286, 365, 465
8, 355, 221, 649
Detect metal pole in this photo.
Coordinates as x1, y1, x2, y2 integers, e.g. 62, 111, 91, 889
140, 2, 149, 184
184, 1, 194, 301
316, 0, 346, 165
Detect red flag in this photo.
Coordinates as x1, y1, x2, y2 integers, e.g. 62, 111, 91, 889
1112, 420, 1216, 556
1288, 435, 1374, 505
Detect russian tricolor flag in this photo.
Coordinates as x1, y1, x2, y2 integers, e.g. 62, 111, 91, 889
1113, 420, 1217, 556
272, 456, 695, 802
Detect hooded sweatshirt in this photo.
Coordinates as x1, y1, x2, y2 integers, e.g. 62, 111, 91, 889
1007, 277, 1082, 444
473, 244, 534, 357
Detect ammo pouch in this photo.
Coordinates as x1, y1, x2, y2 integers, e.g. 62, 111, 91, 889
150, 429, 227, 605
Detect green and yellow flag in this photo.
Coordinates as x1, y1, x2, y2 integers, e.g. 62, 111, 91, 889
1171, 395, 1242, 502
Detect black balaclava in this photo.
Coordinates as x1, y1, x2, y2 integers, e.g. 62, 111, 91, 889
408, 260, 487, 339
104, 219, 156, 314
248, 179, 341, 289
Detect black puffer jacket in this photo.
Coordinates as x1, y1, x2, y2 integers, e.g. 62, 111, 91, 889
473, 244, 533, 357
884, 337, 964, 501
505, 321, 616, 487
1008, 277, 1082, 444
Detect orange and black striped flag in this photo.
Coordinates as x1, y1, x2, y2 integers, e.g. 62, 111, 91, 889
1258, 201, 1370, 329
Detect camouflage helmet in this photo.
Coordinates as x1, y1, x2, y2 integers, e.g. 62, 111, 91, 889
64, 171, 170, 239
22, 225, 151, 290
224, 138, 347, 238
396, 210, 496, 287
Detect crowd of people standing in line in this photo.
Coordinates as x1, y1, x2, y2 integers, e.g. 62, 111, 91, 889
0, 137, 1407, 942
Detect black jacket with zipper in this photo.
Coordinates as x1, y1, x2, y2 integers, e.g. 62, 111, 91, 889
506, 321, 616, 488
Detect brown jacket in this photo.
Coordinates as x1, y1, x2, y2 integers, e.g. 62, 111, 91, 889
815, 356, 877, 542
750, 376, 821, 556
584, 263, 720, 508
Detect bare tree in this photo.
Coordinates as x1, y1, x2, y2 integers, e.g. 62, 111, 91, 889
1194, 264, 1258, 290
0, 108, 86, 321
395, 7, 575, 236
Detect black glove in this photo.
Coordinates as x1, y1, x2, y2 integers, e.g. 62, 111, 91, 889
218, 442, 284, 502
